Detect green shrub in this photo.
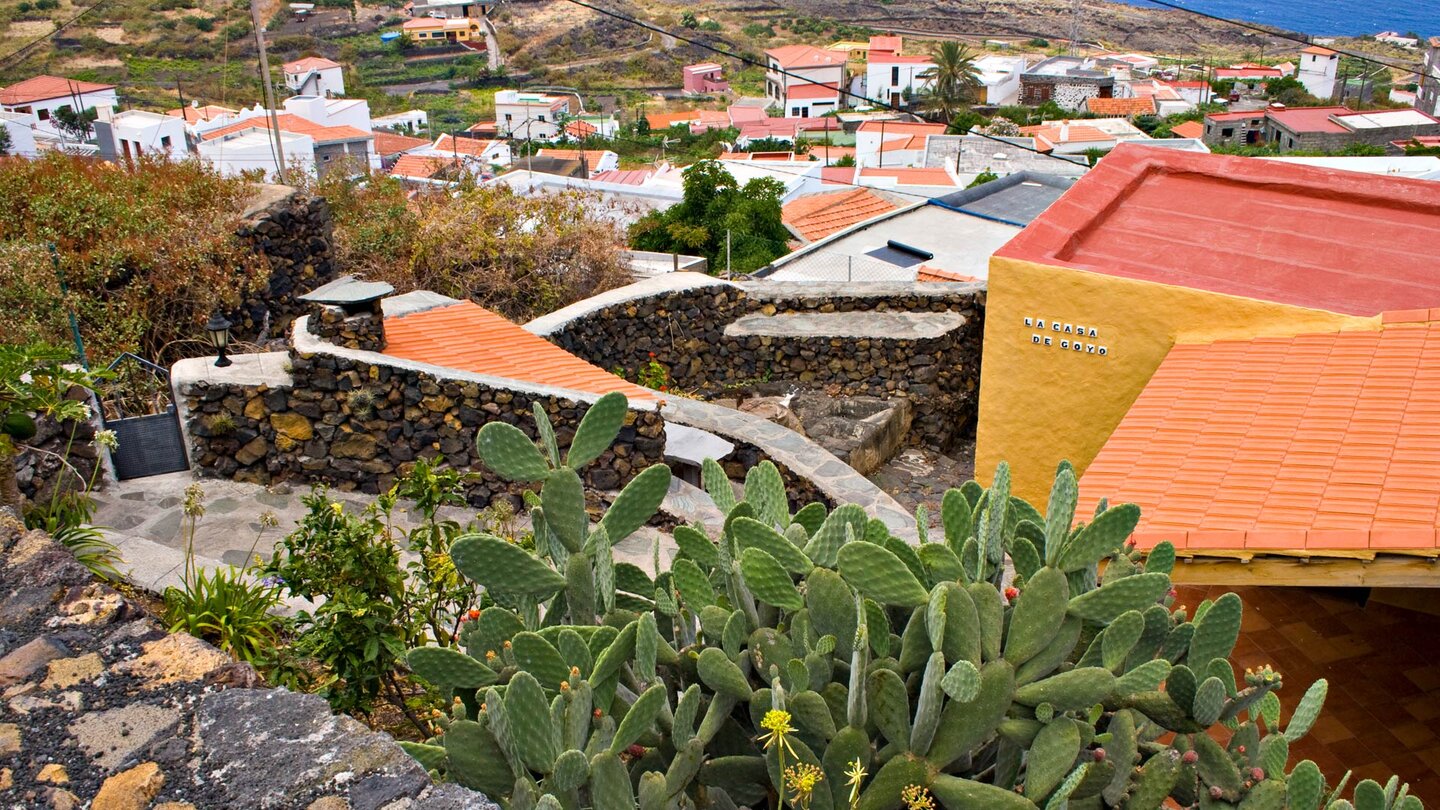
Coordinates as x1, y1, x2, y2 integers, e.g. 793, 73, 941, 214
399, 392, 1424, 810
163, 566, 284, 664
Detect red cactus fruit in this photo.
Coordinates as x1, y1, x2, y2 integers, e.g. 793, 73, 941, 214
1182, 751, 1199, 765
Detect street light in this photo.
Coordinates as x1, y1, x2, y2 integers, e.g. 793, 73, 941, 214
205, 312, 233, 368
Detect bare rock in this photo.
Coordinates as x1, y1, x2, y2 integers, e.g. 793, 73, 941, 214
92, 761, 164, 810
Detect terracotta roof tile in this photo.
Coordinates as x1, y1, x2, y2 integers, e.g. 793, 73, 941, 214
1084, 95, 1157, 117
1169, 120, 1203, 139
284, 57, 341, 73
1078, 319, 1440, 554
782, 188, 899, 242
434, 134, 499, 158
536, 148, 610, 173
786, 82, 841, 100
166, 104, 238, 124
389, 154, 457, 179
373, 130, 430, 156
766, 44, 845, 69
201, 113, 371, 144
0, 75, 114, 105
383, 301, 662, 402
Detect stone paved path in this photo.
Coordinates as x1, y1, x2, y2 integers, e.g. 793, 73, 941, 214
867, 442, 977, 519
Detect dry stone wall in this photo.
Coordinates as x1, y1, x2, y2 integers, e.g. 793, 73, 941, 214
178, 335, 666, 508
233, 187, 340, 342
543, 281, 985, 451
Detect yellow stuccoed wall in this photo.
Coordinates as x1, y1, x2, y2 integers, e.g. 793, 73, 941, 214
975, 256, 1377, 505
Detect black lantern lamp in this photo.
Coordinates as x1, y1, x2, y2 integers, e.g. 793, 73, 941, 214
205, 313, 233, 368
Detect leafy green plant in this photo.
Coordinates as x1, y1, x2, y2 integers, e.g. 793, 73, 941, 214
399, 394, 1423, 810
25, 492, 122, 581
0, 342, 110, 513
163, 565, 284, 663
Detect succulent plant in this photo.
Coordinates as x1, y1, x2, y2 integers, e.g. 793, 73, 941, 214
398, 397, 1424, 810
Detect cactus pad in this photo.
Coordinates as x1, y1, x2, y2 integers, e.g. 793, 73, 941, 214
477, 421, 551, 482
838, 542, 928, 607
451, 534, 567, 599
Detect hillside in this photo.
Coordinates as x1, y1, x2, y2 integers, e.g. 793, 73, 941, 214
0, 0, 1423, 118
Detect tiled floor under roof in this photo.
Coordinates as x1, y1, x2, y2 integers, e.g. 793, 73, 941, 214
1178, 584, 1440, 807
381, 300, 662, 403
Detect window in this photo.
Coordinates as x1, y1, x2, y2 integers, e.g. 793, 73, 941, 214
537, 114, 546, 122
791, 106, 803, 117
160, 135, 172, 149
1287, 136, 1294, 148
891, 66, 900, 85
1221, 127, 1234, 137
504, 113, 513, 122
37, 109, 50, 121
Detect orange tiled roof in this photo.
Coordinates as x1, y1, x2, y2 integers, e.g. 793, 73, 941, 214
382, 301, 662, 402
201, 113, 371, 143
766, 44, 845, 69
166, 104, 238, 124
284, 56, 341, 74
565, 119, 597, 138
646, 110, 700, 130
0, 75, 114, 105
857, 120, 947, 136
1084, 95, 1157, 117
782, 188, 899, 242
879, 134, 928, 152
787, 82, 841, 100
1170, 120, 1204, 139
916, 266, 978, 283
1078, 314, 1440, 554
435, 134, 499, 158
389, 154, 457, 179
536, 148, 608, 173
373, 130, 429, 156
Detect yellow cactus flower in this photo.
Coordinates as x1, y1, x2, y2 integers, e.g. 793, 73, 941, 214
758, 709, 797, 770
784, 763, 824, 810
845, 758, 868, 809
902, 785, 935, 810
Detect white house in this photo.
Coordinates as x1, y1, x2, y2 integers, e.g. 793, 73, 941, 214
764, 45, 846, 117
865, 36, 935, 108
372, 109, 429, 133
534, 148, 619, 174
0, 111, 39, 157
494, 90, 571, 140
973, 56, 1027, 105
422, 133, 511, 168
1297, 46, 1339, 100
198, 128, 315, 181
283, 57, 346, 97
0, 75, 117, 137
103, 109, 187, 161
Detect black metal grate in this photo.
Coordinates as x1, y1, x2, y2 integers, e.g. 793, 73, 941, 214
108, 409, 190, 480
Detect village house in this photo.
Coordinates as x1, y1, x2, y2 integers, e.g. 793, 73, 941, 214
764, 45, 847, 118
853, 120, 946, 168
0, 75, 117, 137
420, 133, 510, 168
0, 111, 38, 157
283, 57, 346, 98
864, 35, 936, 108
1019, 56, 1115, 110
1204, 104, 1440, 152
534, 148, 620, 175
98, 109, 188, 162
1021, 118, 1151, 154
972, 55, 1028, 105
1296, 46, 1340, 100
493, 90, 570, 140
682, 63, 729, 95
1214, 63, 1288, 95
197, 114, 373, 179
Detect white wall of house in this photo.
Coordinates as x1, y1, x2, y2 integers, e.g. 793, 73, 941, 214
866, 58, 935, 107
281, 95, 371, 131
0, 112, 38, 157
2, 87, 118, 136
108, 110, 188, 161
1297, 51, 1339, 100
198, 129, 315, 181
285, 65, 346, 97
975, 56, 1027, 105
766, 62, 845, 109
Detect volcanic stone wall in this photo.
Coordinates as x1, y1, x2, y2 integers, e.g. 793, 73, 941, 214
232, 187, 339, 342
544, 282, 986, 450
179, 341, 666, 508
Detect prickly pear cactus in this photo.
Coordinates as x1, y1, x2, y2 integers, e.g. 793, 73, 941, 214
399, 400, 1422, 810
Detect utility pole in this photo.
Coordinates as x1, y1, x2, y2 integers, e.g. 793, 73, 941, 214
249, 0, 287, 184
878, 119, 886, 168
726, 230, 732, 276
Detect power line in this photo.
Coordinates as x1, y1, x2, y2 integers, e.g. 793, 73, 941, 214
557, 0, 1090, 169
0, 0, 116, 69
1131, 0, 1420, 76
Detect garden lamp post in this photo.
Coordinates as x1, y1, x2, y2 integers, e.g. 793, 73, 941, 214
205, 313, 233, 368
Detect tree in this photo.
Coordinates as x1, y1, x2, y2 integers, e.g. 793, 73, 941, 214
983, 116, 1022, 136
51, 106, 98, 142
919, 42, 983, 123
680, 11, 697, 28
0, 343, 106, 512
966, 169, 999, 188
627, 160, 790, 275
0, 126, 10, 157
1264, 75, 1322, 106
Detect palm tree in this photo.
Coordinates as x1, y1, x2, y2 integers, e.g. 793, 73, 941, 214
921, 42, 984, 124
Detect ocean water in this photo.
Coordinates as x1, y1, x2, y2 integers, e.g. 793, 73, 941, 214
1110, 0, 1439, 38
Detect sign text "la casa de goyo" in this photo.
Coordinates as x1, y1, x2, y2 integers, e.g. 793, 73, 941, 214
1023, 316, 1109, 356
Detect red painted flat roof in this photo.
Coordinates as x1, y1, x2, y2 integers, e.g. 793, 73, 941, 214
996, 144, 1440, 316
1079, 314, 1440, 554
